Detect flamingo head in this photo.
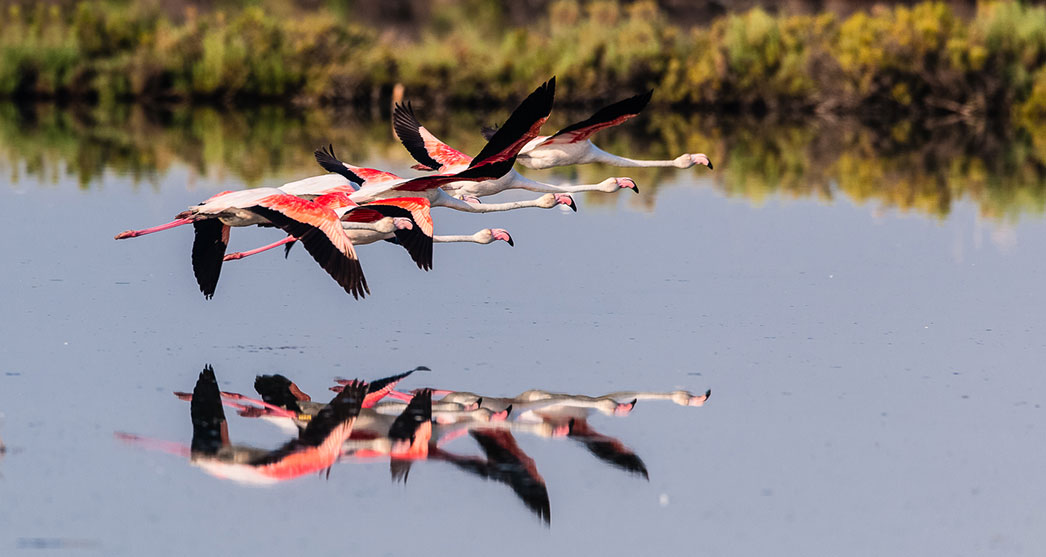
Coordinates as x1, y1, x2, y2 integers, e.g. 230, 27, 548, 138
677, 153, 712, 170
489, 228, 514, 246
554, 193, 577, 212
613, 399, 637, 417
616, 177, 639, 193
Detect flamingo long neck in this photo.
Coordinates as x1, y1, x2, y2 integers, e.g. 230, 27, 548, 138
587, 143, 677, 167
603, 391, 674, 401
433, 190, 552, 213
433, 233, 488, 244
510, 172, 613, 194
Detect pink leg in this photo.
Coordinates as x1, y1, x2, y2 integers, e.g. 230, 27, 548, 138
114, 432, 192, 458
173, 391, 295, 418
385, 390, 414, 402
219, 391, 298, 419
114, 218, 193, 240
224, 236, 296, 261
435, 427, 471, 447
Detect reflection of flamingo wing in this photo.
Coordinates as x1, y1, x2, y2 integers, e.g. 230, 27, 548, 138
190, 365, 229, 455
363, 367, 425, 408
470, 430, 551, 524
388, 389, 433, 443
577, 438, 649, 479
250, 380, 367, 466
537, 90, 652, 146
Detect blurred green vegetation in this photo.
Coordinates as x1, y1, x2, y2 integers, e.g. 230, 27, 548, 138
3, 102, 1045, 222
0, 0, 1045, 121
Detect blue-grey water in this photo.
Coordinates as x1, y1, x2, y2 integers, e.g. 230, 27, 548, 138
1, 107, 1045, 555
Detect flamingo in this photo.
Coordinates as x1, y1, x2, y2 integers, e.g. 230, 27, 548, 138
112, 168, 365, 242
394, 101, 638, 200
156, 189, 370, 299
124, 366, 369, 485
431, 387, 711, 413
224, 194, 514, 268
481, 90, 713, 171
314, 79, 576, 212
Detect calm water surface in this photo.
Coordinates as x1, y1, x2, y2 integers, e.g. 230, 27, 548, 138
1, 105, 1045, 555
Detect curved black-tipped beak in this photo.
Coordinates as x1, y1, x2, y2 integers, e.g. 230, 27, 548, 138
631, 183, 640, 194
507, 237, 515, 247
568, 199, 577, 212
707, 160, 714, 170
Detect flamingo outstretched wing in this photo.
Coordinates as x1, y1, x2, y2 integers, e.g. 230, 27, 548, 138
468, 77, 555, 167
313, 145, 366, 184
536, 89, 652, 146
394, 77, 556, 171
191, 220, 230, 300
393, 103, 473, 171
248, 194, 369, 299
362, 197, 434, 270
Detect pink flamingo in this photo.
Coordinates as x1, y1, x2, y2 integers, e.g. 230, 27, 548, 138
316, 79, 576, 211
119, 189, 370, 298
394, 100, 638, 200
122, 366, 369, 485
225, 195, 513, 269
482, 90, 713, 171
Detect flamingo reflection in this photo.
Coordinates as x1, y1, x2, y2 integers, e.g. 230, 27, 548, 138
117, 364, 710, 523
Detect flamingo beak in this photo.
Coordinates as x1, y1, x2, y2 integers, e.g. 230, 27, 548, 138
619, 178, 639, 193
554, 194, 577, 212
491, 229, 514, 246
614, 399, 637, 417
692, 153, 713, 170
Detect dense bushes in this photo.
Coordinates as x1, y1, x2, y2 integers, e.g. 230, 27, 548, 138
1, 1, 1045, 120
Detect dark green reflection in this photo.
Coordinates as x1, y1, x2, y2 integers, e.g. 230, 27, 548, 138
2, 102, 1045, 221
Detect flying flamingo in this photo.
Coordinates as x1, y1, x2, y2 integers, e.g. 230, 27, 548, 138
314, 79, 576, 212
481, 90, 713, 171
394, 101, 639, 200
224, 195, 514, 269
158, 189, 370, 298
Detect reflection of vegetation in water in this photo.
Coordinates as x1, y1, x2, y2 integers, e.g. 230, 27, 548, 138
1, 103, 1045, 221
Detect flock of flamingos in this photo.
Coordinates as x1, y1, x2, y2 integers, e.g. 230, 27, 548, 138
118, 365, 711, 522
113, 77, 713, 299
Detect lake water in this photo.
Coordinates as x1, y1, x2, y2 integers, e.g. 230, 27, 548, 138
1, 104, 1045, 556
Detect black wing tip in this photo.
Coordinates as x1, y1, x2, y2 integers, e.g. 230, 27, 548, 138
393, 101, 442, 171
314, 143, 364, 184
469, 76, 557, 168
191, 220, 227, 301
